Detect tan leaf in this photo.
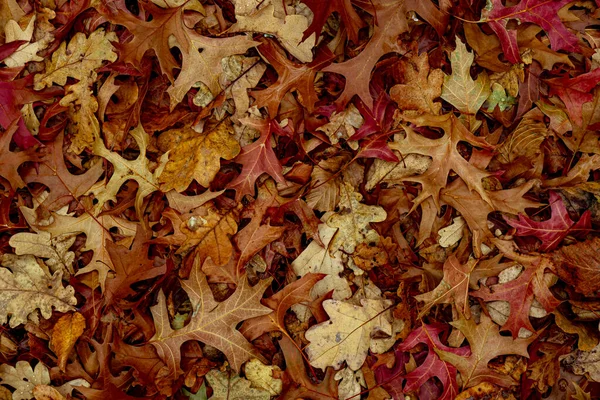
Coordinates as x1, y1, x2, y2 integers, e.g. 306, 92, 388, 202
229, 4, 315, 63
244, 359, 282, 396
150, 268, 272, 376
205, 369, 270, 400
89, 124, 166, 217
391, 52, 444, 116
4, 14, 53, 68
326, 183, 387, 255
0, 255, 76, 328
50, 312, 86, 372
305, 299, 393, 370
8, 231, 76, 276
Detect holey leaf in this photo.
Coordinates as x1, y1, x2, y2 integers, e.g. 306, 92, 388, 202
0, 254, 76, 328
150, 266, 272, 377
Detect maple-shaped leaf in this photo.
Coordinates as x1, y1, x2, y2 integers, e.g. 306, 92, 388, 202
240, 273, 325, 341
301, 0, 364, 43
441, 37, 491, 115
22, 131, 103, 216
416, 255, 476, 319
472, 251, 560, 338
436, 313, 534, 388
550, 237, 600, 296
104, 227, 166, 307
89, 124, 166, 218
97, 1, 188, 81
20, 206, 137, 290
377, 323, 470, 400
252, 39, 334, 117
158, 120, 241, 193
546, 68, 600, 126
482, 0, 579, 64
324, 0, 446, 109
504, 191, 591, 251
228, 118, 285, 200
150, 267, 272, 376
390, 113, 494, 210
167, 30, 258, 110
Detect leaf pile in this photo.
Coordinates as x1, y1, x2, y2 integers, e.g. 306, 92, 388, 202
1, 0, 600, 399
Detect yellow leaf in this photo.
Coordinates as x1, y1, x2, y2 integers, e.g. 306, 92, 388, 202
158, 120, 240, 192
50, 312, 86, 372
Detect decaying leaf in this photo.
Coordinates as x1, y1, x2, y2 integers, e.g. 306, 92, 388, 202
0, 254, 76, 328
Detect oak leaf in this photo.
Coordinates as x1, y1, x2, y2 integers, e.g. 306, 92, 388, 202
167, 31, 257, 110
0, 361, 88, 400
290, 223, 351, 321
104, 227, 166, 307
472, 254, 560, 338
482, 0, 579, 64
50, 312, 86, 372
158, 120, 241, 193
377, 323, 470, 400
390, 52, 444, 116
152, 204, 238, 267
240, 273, 326, 340
8, 231, 76, 276
98, 1, 188, 81
228, 118, 285, 200
326, 182, 386, 255
89, 124, 166, 218
34, 29, 118, 153
0, 254, 76, 328
304, 298, 393, 371
205, 369, 270, 400
3, 14, 53, 68
0, 120, 43, 190
436, 313, 534, 388
391, 113, 494, 210
22, 131, 104, 217
440, 178, 541, 255
20, 206, 137, 290
324, 0, 446, 108
252, 39, 334, 118
229, 4, 315, 63
150, 267, 272, 375
441, 38, 491, 115
504, 191, 591, 251
550, 237, 600, 296
416, 255, 476, 319
546, 68, 600, 126
301, 0, 364, 43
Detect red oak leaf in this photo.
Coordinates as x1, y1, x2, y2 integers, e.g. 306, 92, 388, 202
352, 92, 399, 162
504, 191, 591, 251
301, 0, 365, 43
546, 68, 600, 126
482, 0, 579, 64
228, 118, 285, 200
252, 39, 334, 117
376, 323, 470, 400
